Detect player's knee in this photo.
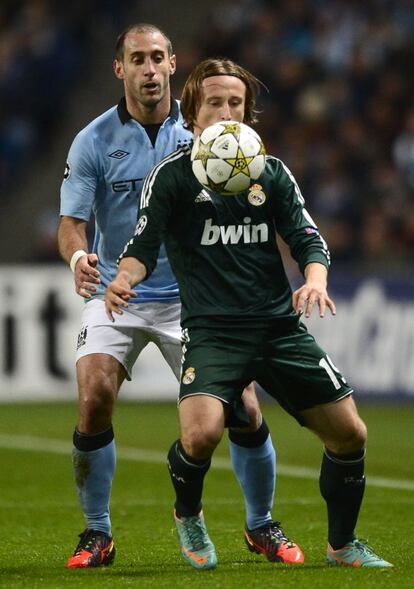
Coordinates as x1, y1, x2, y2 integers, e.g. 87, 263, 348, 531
354, 418, 368, 448
181, 425, 222, 460
329, 418, 367, 454
78, 374, 116, 426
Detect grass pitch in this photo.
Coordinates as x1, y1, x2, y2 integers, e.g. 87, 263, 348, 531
0, 401, 412, 588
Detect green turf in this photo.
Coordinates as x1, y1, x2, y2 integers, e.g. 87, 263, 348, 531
0, 402, 412, 588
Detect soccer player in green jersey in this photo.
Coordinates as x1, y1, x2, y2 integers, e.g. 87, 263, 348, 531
105, 58, 393, 570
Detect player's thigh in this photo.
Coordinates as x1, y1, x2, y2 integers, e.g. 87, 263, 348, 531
76, 298, 151, 381
300, 395, 367, 450
179, 326, 258, 428
231, 383, 262, 433
257, 323, 353, 424
149, 301, 182, 380
77, 353, 126, 401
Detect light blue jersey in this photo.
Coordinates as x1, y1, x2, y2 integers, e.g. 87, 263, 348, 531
60, 98, 191, 303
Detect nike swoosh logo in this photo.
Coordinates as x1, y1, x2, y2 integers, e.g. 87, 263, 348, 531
332, 554, 361, 567
183, 546, 208, 565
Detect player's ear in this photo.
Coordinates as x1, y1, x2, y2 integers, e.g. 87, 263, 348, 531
170, 54, 176, 76
114, 59, 125, 80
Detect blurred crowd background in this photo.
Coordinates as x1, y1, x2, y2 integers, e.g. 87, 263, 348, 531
0, 0, 413, 276
0, 0, 126, 193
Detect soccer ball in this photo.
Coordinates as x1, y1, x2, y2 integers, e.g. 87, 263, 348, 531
191, 121, 266, 194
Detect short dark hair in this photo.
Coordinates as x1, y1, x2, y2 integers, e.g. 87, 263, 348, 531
115, 23, 173, 61
181, 58, 265, 131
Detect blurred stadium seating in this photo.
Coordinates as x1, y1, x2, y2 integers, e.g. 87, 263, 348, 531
1, 0, 412, 269
200, 0, 414, 274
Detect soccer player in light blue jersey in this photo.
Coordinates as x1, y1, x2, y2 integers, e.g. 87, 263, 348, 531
58, 24, 287, 569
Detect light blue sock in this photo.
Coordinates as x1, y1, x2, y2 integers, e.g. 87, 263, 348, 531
72, 438, 116, 535
229, 434, 276, 530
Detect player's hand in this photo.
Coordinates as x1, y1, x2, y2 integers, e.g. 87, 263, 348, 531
74, 253, 101, 298
292, 281, 336, 318
105, 275, 136, 322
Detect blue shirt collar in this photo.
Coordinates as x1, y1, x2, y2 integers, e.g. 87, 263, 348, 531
117, 96, 179, 124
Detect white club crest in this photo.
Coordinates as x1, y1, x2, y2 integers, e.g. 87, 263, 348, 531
248, 184, 266, 206
136, 215, 148, 235
182, 367, 196, 384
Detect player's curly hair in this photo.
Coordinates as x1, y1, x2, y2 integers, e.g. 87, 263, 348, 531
181, 58, 265, 131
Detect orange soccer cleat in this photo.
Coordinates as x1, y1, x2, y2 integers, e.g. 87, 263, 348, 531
244, 521, 304, 564
66, 528, 115, 568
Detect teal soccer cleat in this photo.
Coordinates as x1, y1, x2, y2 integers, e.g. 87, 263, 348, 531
174, 510, 217, 570
327, 538, 393, 567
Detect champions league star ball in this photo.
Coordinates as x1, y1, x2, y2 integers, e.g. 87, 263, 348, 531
191, 121, 266, 194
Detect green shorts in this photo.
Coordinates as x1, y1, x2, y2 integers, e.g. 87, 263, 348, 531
179, 322, 353, 425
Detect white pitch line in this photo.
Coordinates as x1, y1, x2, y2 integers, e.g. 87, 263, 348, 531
1, 433, 413, 492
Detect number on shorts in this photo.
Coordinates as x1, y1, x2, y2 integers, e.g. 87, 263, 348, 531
319, 356, 342, 390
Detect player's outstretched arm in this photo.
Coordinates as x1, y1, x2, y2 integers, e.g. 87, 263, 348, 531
292, 262, 336, 318
58, 216, 101, 298
105, 258, 147, 322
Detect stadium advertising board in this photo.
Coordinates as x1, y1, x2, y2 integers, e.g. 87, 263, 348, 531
0, 267, 413, 401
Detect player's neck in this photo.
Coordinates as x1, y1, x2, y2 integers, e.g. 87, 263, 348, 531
126, 94, 171, 125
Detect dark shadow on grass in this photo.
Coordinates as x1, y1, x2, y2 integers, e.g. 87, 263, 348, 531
216, 559, 327, 570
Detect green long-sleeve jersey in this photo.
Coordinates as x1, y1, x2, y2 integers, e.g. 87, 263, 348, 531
121, 146, 330, 329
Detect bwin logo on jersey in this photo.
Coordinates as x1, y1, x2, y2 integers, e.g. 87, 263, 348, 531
201, 218, 269, 245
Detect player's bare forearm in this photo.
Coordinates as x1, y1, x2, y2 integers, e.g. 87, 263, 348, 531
58, 216, 88, 262
105, 257, 147, 321
304, 262, 328, 287
58, 216, 100, 298
292, 262, 336, 318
